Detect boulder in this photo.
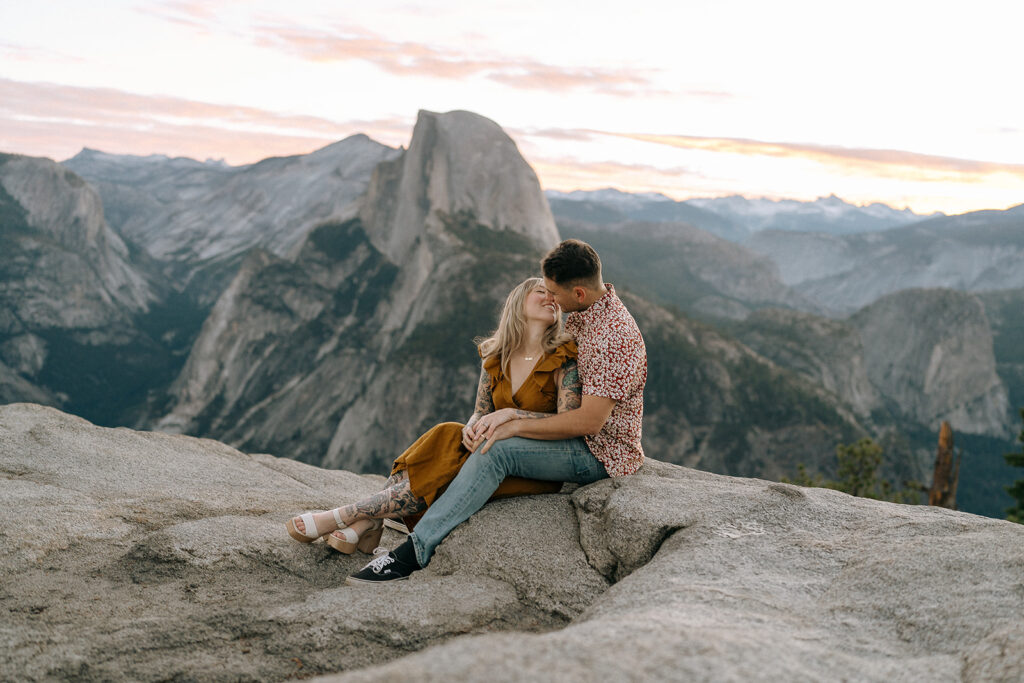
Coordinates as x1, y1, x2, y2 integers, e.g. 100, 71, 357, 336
1, 403, 1021, 681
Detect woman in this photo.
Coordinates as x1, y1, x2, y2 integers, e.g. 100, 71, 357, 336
286, 277, 582, 554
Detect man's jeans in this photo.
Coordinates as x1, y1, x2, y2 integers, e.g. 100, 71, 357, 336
408, 436, 608, 567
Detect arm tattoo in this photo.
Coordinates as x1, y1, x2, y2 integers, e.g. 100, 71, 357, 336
511, 409, 552, 419
474, 365, 495, 416
557, 359, 582, 413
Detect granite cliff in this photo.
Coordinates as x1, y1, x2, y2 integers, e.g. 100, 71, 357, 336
64, 135, 400, 306
734, 289, 1011, 439
2, 403, 1021, 681
0, 153, 167, 423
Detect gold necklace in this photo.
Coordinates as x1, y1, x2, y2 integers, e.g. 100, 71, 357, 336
522, 349, 543, 361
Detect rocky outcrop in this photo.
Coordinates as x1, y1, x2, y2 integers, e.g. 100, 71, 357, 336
3, 403, 1021, 681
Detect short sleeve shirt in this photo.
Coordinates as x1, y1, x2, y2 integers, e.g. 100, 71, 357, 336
565, 284, 646, 476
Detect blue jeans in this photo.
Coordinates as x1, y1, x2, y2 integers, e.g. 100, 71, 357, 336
408, 436, 608, 567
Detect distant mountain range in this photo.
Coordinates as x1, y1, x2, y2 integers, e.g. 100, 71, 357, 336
1, 114, 1021, 518
547, 189, 938, 243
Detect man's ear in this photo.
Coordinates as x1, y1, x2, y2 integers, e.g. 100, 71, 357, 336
573, 286, 587, 302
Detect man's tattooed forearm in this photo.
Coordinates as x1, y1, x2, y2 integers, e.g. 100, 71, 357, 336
558, 359, 582, 412
474, 366, 495, 415
512, 409, 552, 419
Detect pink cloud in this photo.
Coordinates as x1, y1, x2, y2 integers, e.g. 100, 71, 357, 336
0, 78, 410, 164
251, 23, 668, 96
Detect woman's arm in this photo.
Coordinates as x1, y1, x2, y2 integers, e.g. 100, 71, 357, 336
463, 364, 495, 449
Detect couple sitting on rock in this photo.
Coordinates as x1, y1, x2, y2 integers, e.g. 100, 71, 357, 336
286, 238, 647, 584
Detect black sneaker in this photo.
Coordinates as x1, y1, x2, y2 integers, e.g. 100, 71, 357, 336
346, 539, 419, 585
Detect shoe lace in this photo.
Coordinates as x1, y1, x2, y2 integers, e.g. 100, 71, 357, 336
366, 547, 394, 573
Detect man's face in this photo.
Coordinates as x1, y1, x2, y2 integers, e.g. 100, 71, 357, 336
543, 277, 585, 312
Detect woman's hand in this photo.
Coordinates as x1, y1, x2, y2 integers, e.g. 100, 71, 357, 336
462, 417, 482, 451
471, 407, 517, 442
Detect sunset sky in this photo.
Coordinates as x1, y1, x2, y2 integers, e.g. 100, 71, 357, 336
2, 0, 1022, 215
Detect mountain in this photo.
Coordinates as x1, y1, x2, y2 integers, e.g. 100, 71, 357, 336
64, 135, 400, 305
548, 189, 749, 242
728, 288, 1016, 516
687, 193, 936, 236
746, 203, 1024, 314
4, 402, 1023, 681
0, 153, 178, 423
557, 217, 821, 320
547, 190, 935, 243
151, 110, 563, 470
147, 110, 865, 484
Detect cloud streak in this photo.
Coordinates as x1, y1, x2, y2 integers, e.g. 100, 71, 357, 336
0, 78, 410, 164
250, 23, 680, 97
599, 131, 1024, 183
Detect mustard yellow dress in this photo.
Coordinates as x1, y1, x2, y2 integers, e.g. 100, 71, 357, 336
391, 341, 578, 530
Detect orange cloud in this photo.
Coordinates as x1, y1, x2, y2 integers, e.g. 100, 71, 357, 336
0, 78, 410, 164
599, 131, 1024, 184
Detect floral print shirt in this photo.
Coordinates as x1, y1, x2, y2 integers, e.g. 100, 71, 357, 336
565, 284, 647, 476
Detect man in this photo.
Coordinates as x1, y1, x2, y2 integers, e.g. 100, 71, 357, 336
347, 239, 647, 584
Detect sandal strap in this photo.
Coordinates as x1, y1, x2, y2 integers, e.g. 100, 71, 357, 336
333, 526, 359, 543
332, 508, 345, 529
298, 512, 320, 539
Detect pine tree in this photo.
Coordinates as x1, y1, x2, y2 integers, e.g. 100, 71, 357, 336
1005, 408, 1024, 524
833, 438, 884, 499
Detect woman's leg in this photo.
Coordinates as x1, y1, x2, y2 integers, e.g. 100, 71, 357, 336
293, 470, 428, 538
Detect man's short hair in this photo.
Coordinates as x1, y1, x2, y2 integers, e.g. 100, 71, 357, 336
541, 239, 602, 288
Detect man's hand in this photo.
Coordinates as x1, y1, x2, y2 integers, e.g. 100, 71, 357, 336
479, 420, 519, 454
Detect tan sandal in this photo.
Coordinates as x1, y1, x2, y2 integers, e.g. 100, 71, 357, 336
326, 519, 384, 554
285, 508, 344, 543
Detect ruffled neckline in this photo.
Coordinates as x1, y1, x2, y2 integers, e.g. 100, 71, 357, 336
481, 340, 577, 381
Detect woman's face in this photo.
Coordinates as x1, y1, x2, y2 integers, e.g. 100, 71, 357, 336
522, 284, 558, 325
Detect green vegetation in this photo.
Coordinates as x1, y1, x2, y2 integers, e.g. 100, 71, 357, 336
785, 437, 921, 504
1005, 408, 1024, 524
441, 209, 539, 257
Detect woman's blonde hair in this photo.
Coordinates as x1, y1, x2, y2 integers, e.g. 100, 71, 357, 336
477, 277, 570, 376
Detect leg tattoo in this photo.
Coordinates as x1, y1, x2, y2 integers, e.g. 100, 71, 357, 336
340, 478, 426, 523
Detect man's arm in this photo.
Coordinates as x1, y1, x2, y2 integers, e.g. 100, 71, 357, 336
479, 394, 615, 453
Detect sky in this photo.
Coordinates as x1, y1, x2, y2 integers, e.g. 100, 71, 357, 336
1, 0, 1022, 215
